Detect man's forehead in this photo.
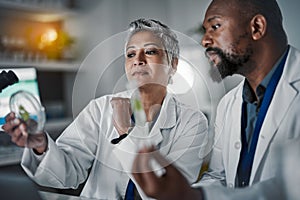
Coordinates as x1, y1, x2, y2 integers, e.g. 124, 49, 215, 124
204, 0, 238, 22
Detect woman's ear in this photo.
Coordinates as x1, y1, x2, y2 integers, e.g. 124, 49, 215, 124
170, 58, 178, 74
251, 14, 267, 40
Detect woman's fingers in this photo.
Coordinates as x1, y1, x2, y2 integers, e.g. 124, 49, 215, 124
4, 112, 15, 122
2, 113, 29, 147
3, 117, 21, 135
111, 97, 132, 135
10, 123, 28, 147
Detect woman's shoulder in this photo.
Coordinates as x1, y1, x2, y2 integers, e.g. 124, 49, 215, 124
168, 93, 207, 119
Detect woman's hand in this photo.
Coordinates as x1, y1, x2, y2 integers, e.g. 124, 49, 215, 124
2, 112, 48, 154
111, 97, 133, 136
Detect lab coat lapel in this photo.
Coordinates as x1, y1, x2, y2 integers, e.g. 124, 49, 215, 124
227, 86, 243, 184
250, 48, 299, 184
148, 93, 176, 146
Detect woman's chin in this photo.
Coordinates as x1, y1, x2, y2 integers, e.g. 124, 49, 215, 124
128, 77, 167, 89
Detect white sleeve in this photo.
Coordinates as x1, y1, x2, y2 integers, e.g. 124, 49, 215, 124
21, 133, 51, 176
199, 178, 284, 200
22, 100, 99, 189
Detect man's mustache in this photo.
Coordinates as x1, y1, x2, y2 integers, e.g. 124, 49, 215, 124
205, 47, 224, 57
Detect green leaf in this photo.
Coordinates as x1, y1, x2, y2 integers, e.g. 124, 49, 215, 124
19, 105, 30, 122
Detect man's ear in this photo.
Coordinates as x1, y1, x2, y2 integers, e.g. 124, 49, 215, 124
251, 14, 267, 40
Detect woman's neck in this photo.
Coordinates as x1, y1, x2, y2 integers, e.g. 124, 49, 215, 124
138, 85, 166, 121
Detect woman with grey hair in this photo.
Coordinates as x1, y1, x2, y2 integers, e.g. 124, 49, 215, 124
126, 18, 179, 69
3, 18, 208, 199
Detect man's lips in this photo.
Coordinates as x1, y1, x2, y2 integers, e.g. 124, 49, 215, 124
205, 50, 220, 65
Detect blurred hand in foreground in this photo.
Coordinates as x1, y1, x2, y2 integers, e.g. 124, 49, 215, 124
132, 146, 203, 200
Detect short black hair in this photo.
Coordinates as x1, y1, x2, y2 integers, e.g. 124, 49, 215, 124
232, 0, 287, 41
237, 0, 283, 25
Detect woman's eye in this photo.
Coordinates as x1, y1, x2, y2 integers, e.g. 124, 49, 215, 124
212, 24, 221, 30
127, 52, 135, 58
145, 49, 158, 55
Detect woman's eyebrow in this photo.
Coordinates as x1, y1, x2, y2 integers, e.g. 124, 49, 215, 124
126, 43, 161, 51
144, 43, 160, 48
126, 46, 135, 51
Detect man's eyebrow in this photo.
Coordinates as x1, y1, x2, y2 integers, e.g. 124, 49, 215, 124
207, 15, 221, 22
201, 15, 222, 32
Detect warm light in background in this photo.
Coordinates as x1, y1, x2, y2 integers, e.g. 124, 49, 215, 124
39, 28, 58, 49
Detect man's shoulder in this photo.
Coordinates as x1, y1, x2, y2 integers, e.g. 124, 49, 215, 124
281, 45, 300, 82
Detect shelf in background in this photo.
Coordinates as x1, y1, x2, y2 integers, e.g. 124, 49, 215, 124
0, 0, 75, 22
0, 60, 81, 72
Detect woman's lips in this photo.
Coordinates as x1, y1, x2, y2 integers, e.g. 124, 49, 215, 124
132, 71, 149, 76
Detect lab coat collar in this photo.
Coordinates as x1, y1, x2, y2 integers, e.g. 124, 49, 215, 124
124, 90, 177, 129
155, 92, 177, 129
147, 92, 177, 146
119, 90, 177, 146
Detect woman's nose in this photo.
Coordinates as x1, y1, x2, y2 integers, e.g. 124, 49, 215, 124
133, 52, 146, 66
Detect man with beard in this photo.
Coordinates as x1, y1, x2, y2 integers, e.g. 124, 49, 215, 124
131, 0, 300, 199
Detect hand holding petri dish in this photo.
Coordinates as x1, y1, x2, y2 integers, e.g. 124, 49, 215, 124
9, 90, 46, 134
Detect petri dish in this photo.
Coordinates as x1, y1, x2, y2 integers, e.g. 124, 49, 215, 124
9, 90, 45, 134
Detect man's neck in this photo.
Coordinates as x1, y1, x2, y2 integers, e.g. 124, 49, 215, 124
245, 45, 288, 93
246, 68, 271, 93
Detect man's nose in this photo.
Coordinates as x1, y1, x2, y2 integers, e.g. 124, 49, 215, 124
201, 33, 213, 48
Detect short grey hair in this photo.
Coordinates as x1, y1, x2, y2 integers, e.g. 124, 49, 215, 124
125, 18, 179, 64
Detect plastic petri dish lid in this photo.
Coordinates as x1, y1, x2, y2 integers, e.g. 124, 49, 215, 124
9, 90, 45, 134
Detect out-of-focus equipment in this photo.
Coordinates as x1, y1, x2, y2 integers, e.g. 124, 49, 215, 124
0, 70, 19, 93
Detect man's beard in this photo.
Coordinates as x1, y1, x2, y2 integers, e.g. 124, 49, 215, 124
207, 47, 252, 82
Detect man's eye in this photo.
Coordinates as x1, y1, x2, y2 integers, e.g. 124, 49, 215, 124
212, 24, 221, 30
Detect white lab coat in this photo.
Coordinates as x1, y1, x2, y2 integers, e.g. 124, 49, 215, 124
21, 91, 208, 199
195, 46, 300, 199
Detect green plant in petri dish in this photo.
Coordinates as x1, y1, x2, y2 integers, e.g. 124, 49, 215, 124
18, 105, 30, 122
